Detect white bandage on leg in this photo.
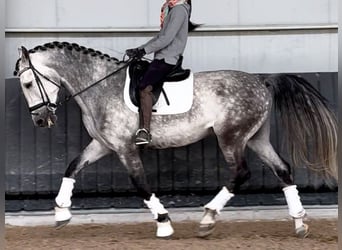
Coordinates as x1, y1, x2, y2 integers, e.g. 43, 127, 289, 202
204, 186, 234, 214
55, 206, 72, 222
294, 217, 304, 229
283, 185, 306, 218
55, 177, 75, 208
144, 194, 168, 220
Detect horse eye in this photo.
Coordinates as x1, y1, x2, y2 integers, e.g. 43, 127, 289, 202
24, 82, 33, 89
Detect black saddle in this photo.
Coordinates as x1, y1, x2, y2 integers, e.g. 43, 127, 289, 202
129, 56, 191, 107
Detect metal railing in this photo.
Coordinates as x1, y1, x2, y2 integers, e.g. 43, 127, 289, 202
5, 23, 338, 34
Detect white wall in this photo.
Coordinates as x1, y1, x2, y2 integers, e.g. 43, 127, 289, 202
6, 0, 337, 28
5, 0, 338, 77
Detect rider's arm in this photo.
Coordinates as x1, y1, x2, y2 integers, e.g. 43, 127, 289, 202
140, 5, 188, 54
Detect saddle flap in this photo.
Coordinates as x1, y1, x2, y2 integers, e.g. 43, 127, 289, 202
128, 57, 191, 107
124, 68, 194, 115
128, 60, 150, 106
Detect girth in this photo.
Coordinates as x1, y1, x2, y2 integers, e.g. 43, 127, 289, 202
128, 57, 191, 107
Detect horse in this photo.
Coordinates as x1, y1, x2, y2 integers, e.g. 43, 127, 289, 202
14, 41, 337, 239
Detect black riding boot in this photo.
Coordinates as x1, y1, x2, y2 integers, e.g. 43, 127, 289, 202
135, 85, 153, 145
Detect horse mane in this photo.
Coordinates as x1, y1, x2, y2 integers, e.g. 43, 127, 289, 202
14, 41, 120, 76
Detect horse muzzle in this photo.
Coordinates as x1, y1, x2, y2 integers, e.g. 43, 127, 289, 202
32, 108, 58, 128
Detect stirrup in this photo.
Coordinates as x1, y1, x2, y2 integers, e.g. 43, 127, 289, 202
135, 128, 152, 145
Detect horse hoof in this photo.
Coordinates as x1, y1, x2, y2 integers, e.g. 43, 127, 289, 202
55, 219, 71, 230
197, 223, 215, 238
296, 223, 309, 238
156, 220, 174, 238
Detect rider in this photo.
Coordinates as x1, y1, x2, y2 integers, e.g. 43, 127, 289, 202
126, 0, 198, 145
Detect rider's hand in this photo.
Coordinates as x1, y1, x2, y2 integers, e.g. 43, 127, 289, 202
125, 48, 146, 59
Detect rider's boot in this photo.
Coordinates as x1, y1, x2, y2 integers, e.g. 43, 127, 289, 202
135, 85, 153, 145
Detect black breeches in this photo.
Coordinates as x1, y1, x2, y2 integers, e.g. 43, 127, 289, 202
139, 59, 174, 90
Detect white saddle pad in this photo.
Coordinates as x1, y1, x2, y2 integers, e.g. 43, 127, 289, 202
123, 68, 194, 115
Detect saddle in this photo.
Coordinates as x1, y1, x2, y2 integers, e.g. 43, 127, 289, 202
128, 56, 191, 107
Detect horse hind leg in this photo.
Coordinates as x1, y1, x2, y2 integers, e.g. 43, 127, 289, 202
55, 139, 111, 229
198, 141, 251, 238
247, 120, 309, 238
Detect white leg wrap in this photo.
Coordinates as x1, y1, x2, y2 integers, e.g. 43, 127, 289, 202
144, 193, 168, 220
55, 206, 72, 222
283, 185, 306, 218
156, 220, 174, 238
55, 177, 75, 208
294, 218, 304, 229
204, 187, 234, 214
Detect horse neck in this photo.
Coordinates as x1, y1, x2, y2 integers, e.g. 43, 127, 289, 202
39, 51, 123, 95
37, 50, 126, 119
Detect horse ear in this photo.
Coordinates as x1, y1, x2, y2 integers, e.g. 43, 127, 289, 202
20, 46, 30, 63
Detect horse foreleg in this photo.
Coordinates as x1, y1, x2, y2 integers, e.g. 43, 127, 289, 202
144, 194, 174, 238
118, 149, 174, 238
55, 139, 111, 229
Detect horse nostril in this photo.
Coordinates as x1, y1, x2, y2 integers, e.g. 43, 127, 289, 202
37, 119, 44, 126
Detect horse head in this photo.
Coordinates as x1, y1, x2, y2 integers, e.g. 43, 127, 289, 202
16, 46, 61, 128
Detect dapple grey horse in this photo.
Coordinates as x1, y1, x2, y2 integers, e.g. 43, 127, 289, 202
14, 42, 337, 238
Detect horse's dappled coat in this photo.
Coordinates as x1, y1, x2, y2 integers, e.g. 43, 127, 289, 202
15, 41, 337, 238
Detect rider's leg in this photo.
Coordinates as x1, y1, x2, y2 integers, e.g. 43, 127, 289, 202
135, 59, 174, 145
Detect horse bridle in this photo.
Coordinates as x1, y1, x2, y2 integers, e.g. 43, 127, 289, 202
18, 55, 133, 116
17, 59, 61, 116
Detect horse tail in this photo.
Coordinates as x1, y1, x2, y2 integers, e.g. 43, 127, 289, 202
265, 74, 337, 181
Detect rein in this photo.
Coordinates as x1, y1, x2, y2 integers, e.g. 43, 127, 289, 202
19, 56, 133, 114
63, 58, 134, 103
